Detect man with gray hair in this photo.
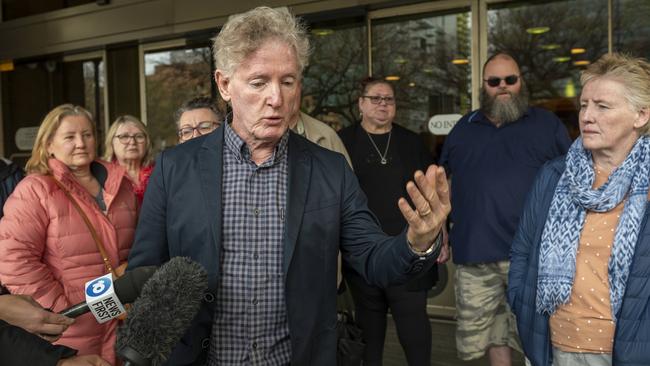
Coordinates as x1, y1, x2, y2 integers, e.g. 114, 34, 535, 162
128, 6, 450, 366
439, 53, 571, 366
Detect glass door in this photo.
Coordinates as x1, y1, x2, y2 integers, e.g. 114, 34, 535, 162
141, 41, 215, 153
0, 51, 106, 166
369, 1, 475, 319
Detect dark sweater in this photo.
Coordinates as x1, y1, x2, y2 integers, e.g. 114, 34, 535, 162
339, 123, 438, 289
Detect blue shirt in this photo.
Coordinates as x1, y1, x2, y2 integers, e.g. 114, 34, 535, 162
208, 123, 291, 365
439, 107, 571, 264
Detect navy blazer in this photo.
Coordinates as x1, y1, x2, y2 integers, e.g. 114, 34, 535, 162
127, 125, 438, 365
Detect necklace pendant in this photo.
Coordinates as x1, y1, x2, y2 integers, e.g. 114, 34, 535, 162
381, 158, 387, 165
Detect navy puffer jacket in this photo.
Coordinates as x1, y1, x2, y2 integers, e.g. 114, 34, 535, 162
508, 156, 650, 366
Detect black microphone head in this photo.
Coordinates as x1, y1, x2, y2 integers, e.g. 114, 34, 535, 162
114, 265, 158, 303
116, 257, 208, 366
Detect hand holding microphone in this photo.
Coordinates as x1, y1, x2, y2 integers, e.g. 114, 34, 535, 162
0, 294, 74, 342
59, 266, 157, 322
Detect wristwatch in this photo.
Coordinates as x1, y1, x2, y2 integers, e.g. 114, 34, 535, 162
408, 233, 442, 257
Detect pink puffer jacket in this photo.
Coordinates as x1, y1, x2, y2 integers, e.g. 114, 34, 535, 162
0, 158, 137, 365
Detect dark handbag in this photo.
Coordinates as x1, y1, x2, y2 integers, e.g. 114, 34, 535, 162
336, 280, 365, 366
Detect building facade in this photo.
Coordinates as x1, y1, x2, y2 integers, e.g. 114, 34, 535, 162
0, 0, 647, 317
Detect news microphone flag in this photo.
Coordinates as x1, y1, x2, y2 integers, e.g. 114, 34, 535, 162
83, 273, 126, 323
59, 266, 157, 319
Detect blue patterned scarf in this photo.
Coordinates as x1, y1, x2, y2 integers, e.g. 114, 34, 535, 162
536, 136, 650, 319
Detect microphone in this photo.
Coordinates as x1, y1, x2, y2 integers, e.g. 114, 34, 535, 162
59, 266, 157, 320
116, 257, 208, 366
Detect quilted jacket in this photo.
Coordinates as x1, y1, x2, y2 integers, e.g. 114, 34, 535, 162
509, 156, 650, 366
0, 158, 137, 364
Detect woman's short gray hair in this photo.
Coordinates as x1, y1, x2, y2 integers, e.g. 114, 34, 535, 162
212, 6, 311, 77
581, 53, 650, 136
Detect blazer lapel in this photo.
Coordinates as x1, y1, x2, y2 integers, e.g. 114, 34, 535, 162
199, 127, 224, 265
284, 133, 311, 275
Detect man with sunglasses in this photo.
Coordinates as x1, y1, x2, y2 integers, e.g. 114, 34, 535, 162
439, 53, 571, 366
174, 96, 224, 143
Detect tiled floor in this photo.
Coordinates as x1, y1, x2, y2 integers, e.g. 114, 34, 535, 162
382, 316, 526, 366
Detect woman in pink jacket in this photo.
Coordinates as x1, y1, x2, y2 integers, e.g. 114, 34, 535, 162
0, 104, 138, 365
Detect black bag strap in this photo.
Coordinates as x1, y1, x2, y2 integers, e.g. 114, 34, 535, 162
336, 279, 357, 323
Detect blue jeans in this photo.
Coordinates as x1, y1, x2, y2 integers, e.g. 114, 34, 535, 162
552, 347, 612, 366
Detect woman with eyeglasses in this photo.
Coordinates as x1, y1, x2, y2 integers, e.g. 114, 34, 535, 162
338, 77, 443, 366
104, 115, 153, 205
174, 96, 224, 143
0, 104, 137, 365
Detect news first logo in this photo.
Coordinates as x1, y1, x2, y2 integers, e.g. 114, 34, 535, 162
84, 274, 126, 323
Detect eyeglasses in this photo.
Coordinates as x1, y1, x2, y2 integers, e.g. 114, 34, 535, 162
178, 121, 219, 140
362, 95, 396, 105
115, 133, 146, 144
484, 75, 519, 88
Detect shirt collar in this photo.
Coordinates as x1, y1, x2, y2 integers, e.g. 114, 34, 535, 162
224, 119, 289, 166
292, 117, 306, 137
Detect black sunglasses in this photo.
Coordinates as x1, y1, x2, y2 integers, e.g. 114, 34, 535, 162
484, 75, 519, 87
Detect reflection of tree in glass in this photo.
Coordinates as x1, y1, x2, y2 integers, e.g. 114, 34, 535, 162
372, 13, 472, 133
81, 60, 105, 154
488, 1, 607, 101
613, 0, 650, 59
302, 24, 366, 131
145, 47, 213, 153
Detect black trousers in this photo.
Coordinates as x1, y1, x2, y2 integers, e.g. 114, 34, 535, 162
345, 271, 432, 366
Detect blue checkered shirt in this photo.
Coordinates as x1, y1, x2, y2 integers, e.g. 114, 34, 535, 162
207, 123, 291, 365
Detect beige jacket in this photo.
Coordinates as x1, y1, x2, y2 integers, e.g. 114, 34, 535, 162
294, 112, 352, 168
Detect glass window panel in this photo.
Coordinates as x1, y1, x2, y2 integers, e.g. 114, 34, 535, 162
371, 9, 472, 158
488, 0, 608, 138
144, 47, 213, 153
1, 56, 105, 165
80, 60, 105, 152
613, 0, 650, 58
302, 19, 367, 131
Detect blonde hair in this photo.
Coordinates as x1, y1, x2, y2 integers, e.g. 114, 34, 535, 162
103, 115, 153, 166
26, 104, 95, 175
581, 53, 650, 136
212, 6, 311, 77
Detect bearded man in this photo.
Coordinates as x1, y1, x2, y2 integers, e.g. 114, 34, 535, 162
438, 53, 572, 366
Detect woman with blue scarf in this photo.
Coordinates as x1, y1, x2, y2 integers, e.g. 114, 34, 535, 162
508, 53, 650, 366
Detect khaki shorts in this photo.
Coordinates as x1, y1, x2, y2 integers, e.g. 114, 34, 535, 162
454, 261, 521, 360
